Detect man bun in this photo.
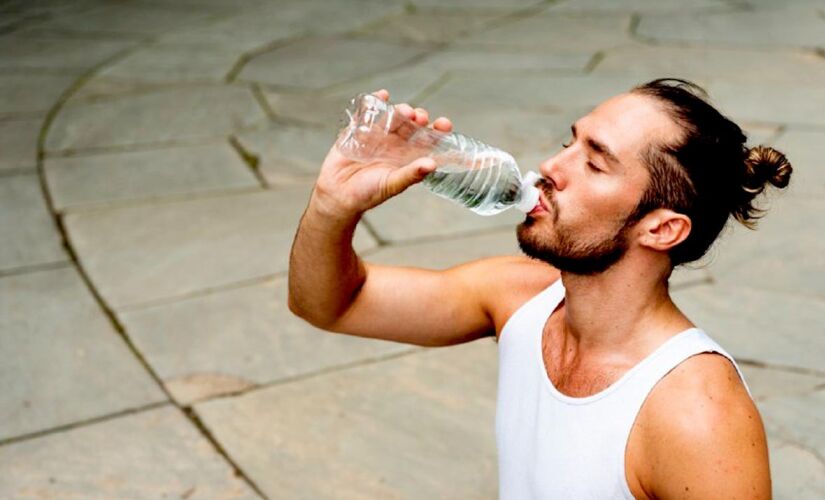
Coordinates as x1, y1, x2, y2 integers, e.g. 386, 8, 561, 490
734, 145, 793, 228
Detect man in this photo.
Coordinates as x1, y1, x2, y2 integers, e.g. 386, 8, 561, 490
288, 79, 791, 498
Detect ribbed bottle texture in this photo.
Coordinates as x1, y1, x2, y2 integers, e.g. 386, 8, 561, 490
336, 93, 539, 216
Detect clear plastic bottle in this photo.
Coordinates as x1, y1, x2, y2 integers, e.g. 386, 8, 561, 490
336, 93, 540, 216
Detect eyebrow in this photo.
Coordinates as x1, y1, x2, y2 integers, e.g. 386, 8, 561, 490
571, 123, 621, 166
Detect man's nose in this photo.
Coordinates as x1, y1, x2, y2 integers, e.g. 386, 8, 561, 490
539, 154, 566, 191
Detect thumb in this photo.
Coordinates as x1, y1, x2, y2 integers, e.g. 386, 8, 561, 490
384, 158, 437, 197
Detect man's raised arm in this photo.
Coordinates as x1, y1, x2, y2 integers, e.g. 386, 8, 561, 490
287, 91, 495, 346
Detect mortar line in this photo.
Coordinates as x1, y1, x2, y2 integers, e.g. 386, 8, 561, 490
228, 134, 268, 188
0, 401, 170, 448
250, 82, 277, 120
195, 347, 425, 404
0, 260, 72, 278
34, 38, 267, 500
56, 185, 266, 216
736, 358, 825, 378
116, 273, 287, 313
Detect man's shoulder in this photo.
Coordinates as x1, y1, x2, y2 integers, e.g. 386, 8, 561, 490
632, 352, 770, 497
458, 255, 559, 335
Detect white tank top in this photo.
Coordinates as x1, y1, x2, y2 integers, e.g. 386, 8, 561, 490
496, 279, 751, 499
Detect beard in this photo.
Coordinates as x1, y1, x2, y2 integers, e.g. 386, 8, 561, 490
516, 182, 635, 275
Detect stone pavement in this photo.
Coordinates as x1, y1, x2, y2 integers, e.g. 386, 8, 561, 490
0, 0, 823, 497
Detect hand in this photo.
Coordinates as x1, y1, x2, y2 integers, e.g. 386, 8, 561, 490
312, 89, 453, 219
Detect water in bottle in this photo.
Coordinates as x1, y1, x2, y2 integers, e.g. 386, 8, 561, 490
336, 93, 540, 216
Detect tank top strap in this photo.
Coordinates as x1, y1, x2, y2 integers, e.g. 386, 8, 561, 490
499, 278, 564, 347
611, 328, 753, 430
631, 328, 750, 400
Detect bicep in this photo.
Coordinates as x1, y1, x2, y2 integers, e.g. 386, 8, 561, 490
326, 260, 494, 347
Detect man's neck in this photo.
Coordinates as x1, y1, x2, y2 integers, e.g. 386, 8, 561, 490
559, 257, 693, 357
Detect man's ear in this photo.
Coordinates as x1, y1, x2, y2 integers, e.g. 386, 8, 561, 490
638, 209, 691, 251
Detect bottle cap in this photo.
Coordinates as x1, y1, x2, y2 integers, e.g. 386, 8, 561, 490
515, 171, 541, 213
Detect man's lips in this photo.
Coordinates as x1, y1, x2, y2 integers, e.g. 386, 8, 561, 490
529, 192, 550, 215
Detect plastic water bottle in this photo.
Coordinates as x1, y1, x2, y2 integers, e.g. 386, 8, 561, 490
336, 93, 540, 216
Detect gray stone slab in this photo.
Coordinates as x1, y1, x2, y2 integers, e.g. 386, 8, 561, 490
705, 198, 824, 297
769, 440, 825, 500
364, 227, 520, 266
353, 10, 504, 44
0, 36, 133, 72
365, 182, 524, 243
64, 186, 378, 309
97, 42, 242, 84
30, 3, 218, 37
262, 65, 446, 127
237, 37, 428, 90
549, 0, 729, 13
235, 125, 335, 185
740, 364, 825, 402
773, 129, 825, 199
120, 276, 414, 405
672, 284, 825, 373
194, 340, 499, 498
0, 406, 259, 499
410, 0, 540, 9
45, 142, 259, 210
636, 8, 825, 49
455, 12, 634, 53
46, 85, 267, 152
417, 47, 592, 74
0, 267, 166, 441
759, 390, 825, 471
0, 174, 66, 272
708, 80, 825, 127
419, 74, 644, 116
0, 117, 41, 172
157, 0, 405, 51
0, 73, 75, 116
324, 64, 447, 108
593, 44, 825, 85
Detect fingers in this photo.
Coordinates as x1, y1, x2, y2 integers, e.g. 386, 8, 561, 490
385, 157, 437, 198
371, 89, 389, 101
432, 117, 453, 132
369, 89, 451, 132
413, 107, 429, 126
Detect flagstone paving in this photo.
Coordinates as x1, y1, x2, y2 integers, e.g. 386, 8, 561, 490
1, 0, 823, 498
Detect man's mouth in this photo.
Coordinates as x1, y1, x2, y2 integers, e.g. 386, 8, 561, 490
529, 193, 549, 215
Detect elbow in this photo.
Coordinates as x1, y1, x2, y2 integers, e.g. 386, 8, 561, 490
286, 293, 338, 331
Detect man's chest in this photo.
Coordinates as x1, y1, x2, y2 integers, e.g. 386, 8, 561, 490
540, 306, 631, 398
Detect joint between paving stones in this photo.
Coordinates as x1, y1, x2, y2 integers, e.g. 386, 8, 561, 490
228, 135, 268, 188
584, 50, 606, 74
250, 83, 276, 121
737, 357, 825, 378
225, 34, 312, 84
0, 401, 170, 448
28, 30, 268, 498
180, 407, 268, 499
0, 260, 72, 279
115, 272, 285, 313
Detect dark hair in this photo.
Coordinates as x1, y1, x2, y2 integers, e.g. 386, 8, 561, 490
629, 78, 792, 266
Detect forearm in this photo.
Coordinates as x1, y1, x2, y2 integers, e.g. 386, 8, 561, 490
287, 191, 367, 329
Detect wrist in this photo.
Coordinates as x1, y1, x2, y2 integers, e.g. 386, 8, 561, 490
306, 188, 363, 229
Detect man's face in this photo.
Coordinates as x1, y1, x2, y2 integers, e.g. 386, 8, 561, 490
517, 93, 680, 274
